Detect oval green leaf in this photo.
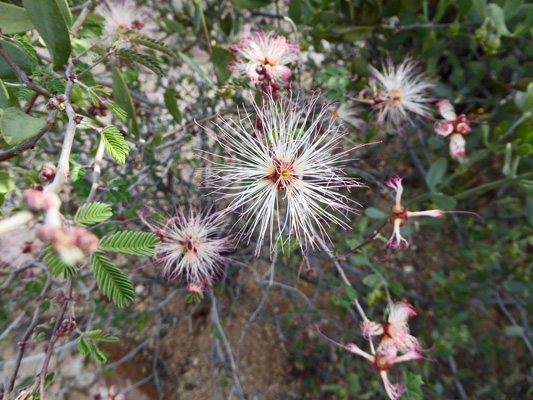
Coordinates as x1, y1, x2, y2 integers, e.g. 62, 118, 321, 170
0, 39, 33, 79
426, 158, 448, 191
0, 79, 9, 109
112, 67, 139, 140
0, 3, 35, 34
0, 107, 47, 145
164, 87, 183, 125
212, 46, 233, 85
0, 172, 15, 194
21, 0, 71, 70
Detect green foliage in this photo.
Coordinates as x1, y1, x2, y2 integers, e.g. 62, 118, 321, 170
0, 38, 33, 79
47, 78, 65, 95
164, 87, 183, 124
116, 48, 163, 76
44, 244, 76, 278
426, 158, 448, 191
112, 67, 139, 139
178, 51, 216, 85
13, 34, 38, 67
99, 231, 160, 256
0, 107, 46, 145
77, 329, 118, 364
0, 172, 14, 194
401, 372, 424, 400
212, 46, 233, 85
0, 79, 9, 109
0, 3, 34, 34
101, 125, 130, 165
316, 66, 350, 101
21, 0, 71, 69
90, 251, 135, 308
128, 35, 176, 57
74, 202, 113, 227
105, 101, 127, 123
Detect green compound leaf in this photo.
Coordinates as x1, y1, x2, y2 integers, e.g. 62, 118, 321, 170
128, 35, 176, 57
99, 231, 160, 256
105, 101, 128, 123
90, 251, 135, 308
101, 125, 130, 165
74, 202, 113, 227
402, 372, 424, 400
13, 35, 38, 67
45, 244, 77, 278
116, 48, 164, 76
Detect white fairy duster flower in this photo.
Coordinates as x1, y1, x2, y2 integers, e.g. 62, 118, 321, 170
229, 30, 300, 85
200, 93, 368, 256
96, 0, 158, 37
366, 57, 434, 133
330, 102, 365, 129
147, 209, 232, 284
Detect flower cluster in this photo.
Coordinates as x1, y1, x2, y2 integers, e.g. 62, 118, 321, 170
318, 301, 428, 400
229, 31, 300, 98
434, 100, 472, 160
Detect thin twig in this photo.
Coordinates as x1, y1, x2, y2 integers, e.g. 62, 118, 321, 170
2, 264, 52, 400
36, 277, 73, 400
210, 290, 245, 399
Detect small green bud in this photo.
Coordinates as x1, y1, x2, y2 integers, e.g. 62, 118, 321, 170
448, 21, 460, 37
474, 27, 488, 43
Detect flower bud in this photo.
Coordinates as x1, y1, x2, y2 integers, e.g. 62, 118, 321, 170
39, 164, 56, 182
22, 190, 60, 213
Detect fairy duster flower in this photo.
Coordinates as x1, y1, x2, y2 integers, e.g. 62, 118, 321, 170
382, 175, 479, 258
317, 318, 426, 400
364, 57, 434, 133
96, 0, 157, 36
362, 301, 420, 355
229, 31, 299, 97
434, 100, 472, 160
330, 102, 365, 129
201, 94, 368, 256
142, 209, 232, 285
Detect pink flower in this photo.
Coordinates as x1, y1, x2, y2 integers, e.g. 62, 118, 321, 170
94, 384, 126, 400
377, 302, 421, 354
229, 31, 299, 88
434, 100, 472, 160
36, 225, 99, 265
364, 56, 434, 133
317, 317, 426, 400
147, 209, 232, 285
382, 176, 478, 258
